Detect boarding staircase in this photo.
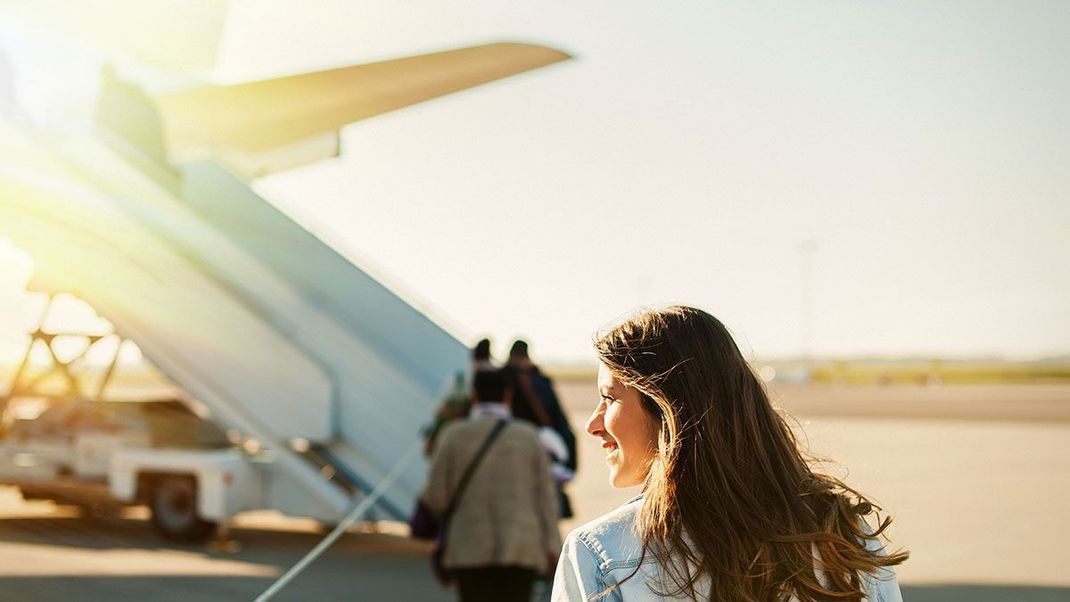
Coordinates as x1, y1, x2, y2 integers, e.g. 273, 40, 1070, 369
0, 43, 569, 521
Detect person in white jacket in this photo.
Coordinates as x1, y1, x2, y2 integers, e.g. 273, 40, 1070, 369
553, 306, 907, 601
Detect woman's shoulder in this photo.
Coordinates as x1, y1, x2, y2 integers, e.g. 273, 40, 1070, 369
553, 497, 656, 601
565, 495, 645, 569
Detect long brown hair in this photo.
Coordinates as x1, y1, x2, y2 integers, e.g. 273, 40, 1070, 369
594, 306, 907, 601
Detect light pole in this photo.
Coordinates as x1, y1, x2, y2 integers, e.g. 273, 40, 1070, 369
796, 239, 819, 364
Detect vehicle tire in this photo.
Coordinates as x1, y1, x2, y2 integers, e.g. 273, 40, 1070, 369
148, 474, 216, 543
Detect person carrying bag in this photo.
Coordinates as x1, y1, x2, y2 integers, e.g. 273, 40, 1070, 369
418, 418, 507, 584
418, 369, 561, 602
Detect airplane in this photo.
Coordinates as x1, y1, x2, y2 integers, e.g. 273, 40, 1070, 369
0, 3, 570, 540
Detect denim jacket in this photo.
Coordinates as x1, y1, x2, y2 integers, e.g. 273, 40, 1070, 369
552, 496, 902, 602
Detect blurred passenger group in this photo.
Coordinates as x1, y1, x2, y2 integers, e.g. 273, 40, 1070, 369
415, 339, 576, 602
424, 338, 577, 516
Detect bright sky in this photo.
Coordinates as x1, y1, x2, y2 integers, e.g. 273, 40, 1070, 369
2, 1, 1068, 363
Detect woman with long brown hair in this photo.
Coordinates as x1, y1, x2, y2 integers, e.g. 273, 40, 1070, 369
552, 306, 907, 601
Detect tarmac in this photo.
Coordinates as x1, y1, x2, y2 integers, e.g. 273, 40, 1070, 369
0, 381, 1067, 601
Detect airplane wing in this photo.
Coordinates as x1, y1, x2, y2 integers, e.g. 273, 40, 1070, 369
98, 42, 571, 177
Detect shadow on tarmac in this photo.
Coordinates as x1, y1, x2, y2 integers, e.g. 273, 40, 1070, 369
1, 515, 1066, 601
0, 513, 453, 601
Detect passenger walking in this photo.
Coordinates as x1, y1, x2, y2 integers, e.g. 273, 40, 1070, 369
504, 339, 579, 519
552, 306, 908, 601
472, 338, 495, 371
423, 338, 493, 455
502, 340, 553, 428
422, 369, 561, 602
506, 340, 578, 473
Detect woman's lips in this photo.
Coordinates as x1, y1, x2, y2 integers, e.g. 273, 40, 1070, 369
602, 440, 618, 452
604, 444, 619, 464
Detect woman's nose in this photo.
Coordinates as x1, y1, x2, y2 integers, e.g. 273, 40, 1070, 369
585, 405, 604, 437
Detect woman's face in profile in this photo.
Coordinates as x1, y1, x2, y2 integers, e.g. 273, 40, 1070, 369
587, 363, 660, 488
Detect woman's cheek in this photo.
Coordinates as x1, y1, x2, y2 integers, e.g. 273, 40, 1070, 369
604, 405, 621, 439
607, 404, 624, 442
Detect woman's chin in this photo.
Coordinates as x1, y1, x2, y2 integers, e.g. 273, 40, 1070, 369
609, 469, 640, 489
608, 461, 652, 489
